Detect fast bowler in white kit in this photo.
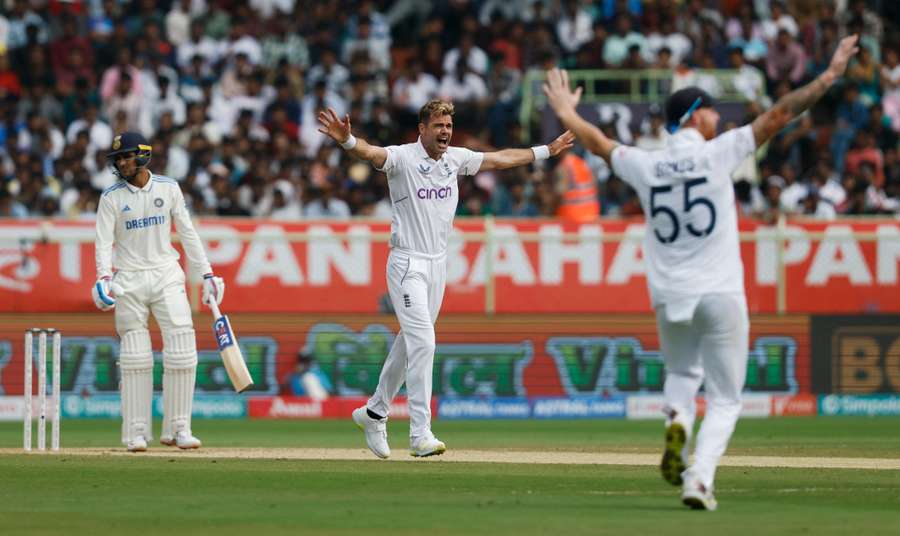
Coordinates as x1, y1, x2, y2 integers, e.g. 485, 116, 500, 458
543, 36, 859, 509
318, 100, 574, 458
93, 132, 225, 452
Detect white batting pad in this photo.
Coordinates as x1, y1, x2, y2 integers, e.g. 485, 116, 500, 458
119, 329, 153, 445
162, 328, 198, 438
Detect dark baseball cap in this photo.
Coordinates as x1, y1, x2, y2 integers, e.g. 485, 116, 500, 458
665, 87, 716, 133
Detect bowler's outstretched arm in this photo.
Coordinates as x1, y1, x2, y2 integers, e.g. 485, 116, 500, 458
542, 68, 618, 165
318, 107, 388, 169
751, 35, 859, 146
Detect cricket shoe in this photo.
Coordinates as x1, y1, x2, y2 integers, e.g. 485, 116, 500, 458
126, 436, 148, 452
352, 406, 390, 459
660, 421, 687, 486
681, 473, 718, 511
410, 433, 446, 457
160, 430, 202, 449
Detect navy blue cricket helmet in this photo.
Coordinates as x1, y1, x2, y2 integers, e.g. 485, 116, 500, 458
107, 132, 152, 178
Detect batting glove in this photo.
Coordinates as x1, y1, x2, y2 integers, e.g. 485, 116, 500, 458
91, 276, 124, 311
202, 273, 225, 305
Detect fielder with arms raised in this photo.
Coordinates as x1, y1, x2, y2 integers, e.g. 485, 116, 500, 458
319, 100, 574, 458
543, 36, 859, 510
93, 132, 225, 452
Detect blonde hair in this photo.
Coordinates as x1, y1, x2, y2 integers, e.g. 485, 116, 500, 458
418, 100, 455, 124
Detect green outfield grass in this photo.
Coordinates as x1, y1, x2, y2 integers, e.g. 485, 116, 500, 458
3, 417, 899, 456
1, 418, 899, 535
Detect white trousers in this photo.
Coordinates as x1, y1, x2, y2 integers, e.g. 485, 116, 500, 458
113, 262, 193, 335
656, 293, 749, 489
113, 261, 197, 443
367, 249, 446, 439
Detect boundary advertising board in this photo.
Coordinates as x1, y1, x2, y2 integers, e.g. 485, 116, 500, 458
1, 219, 898, 314
0, 313, 810, 404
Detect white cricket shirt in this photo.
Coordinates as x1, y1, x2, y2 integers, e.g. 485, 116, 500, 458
377, 138, 484, 257
611, 126, 756, 307
95, 173, 212, 278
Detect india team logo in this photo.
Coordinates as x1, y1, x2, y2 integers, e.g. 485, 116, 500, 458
112, 136, 121, 150
154, 198, 164, 208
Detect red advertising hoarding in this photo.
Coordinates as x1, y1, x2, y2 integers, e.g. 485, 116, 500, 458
1, 218, 897, 313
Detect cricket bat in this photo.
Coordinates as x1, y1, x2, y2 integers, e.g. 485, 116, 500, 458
208, 299, 254, 393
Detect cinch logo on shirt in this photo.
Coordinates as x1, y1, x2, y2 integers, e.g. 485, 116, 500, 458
417, 186, 453, 200
125, 215, 166, 230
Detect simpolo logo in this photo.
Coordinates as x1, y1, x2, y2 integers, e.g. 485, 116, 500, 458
417, 186, 452, 200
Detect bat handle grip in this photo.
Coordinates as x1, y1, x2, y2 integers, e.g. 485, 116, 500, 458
208, 298, 222, 318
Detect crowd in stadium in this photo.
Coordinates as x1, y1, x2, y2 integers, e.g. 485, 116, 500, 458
0, 0, 898, 221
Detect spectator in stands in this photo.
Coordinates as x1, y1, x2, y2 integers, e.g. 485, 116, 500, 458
344, 16, 391, 73
268, 179, 303, 220
307, 48, 349, 95
777, 163, 808, 214
576, 20, 607, 69
621, 44, 647, 71
50, 16, 94, 80
0, 0, 896, 222
847, 44, 880, 106
758, 175, 784, 223
281, 352, 332, 400
845, 131, 885, 189
300, 80, 345, 158
636, 104, 668, 150
729, 46, 768, 106
810, 162, 847, 209
766, 29, 806, 87
493, 172, 539, 217
392, 57, 438, 124
0, 54, 21, 99
842, 0, 883, 43
761, 1, 798, 41
556, 0, 593, 58
442, 32, 488, 76
648, 18, 692, 67
0, 184, 28, 218
261, 19, 309, 70
603, 13, 648, 68
809, 20, 840, 78
831, 84, 870, 173
800, 187, 836, 220
438, 57, 488, 116
6, 0, 49, 52
177, 19, 221, 72
66, 102, 112, 155
104, 72, 142, 132
304, 181, 350, 219
882, 47, 900, 131
485, 52, 521, 147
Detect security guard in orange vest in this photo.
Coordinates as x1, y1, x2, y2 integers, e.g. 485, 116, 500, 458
556, 150, 600, 222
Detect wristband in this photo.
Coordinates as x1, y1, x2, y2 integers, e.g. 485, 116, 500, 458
340, 134, 358, 150
531, 145, 550, 160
